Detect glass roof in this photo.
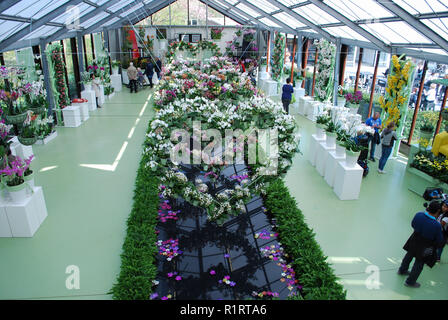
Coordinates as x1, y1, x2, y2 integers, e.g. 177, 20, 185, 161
0, 0, 446, 62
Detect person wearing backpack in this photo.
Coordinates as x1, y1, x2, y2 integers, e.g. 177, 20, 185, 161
398, 200, 445, 288
436, 200, 448, 262
378, 121, 398, 174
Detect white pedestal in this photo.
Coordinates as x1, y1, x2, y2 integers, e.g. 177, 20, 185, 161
77, 102, 89, 121
9, 137, 34, 160
308, 134, 326, 166
294, 87, 305, 100
298, 96, 311, 116
97, 85, 105, 106
316, 142, 336, 177
111, 74, 122, 92
62, 106, 81, 128
81, 90, 97, 111
264, 79, 279, 97
122, 69, 129, 85
306, 100, 323, 122
258, 70, 269, 81
36, 131, 58, 145
333, 161, 363, 200
324, 151, 346, 188
0, 187, 48, 237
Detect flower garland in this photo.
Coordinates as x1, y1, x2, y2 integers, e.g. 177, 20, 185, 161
271, 32, 285, 81
166, 40, 221, 64
47, 43, 70, 110
379, 54, 415, 128
314, 39, 336, 102
147, 56, 300, 223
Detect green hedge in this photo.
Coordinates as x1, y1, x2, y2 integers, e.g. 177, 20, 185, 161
265, 179, 346, 300
110, 152, 160, 300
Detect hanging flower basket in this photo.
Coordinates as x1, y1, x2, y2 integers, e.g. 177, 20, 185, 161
5, 112, 27, 125
18, 135, 38, 146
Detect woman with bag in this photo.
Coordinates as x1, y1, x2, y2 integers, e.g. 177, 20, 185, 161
378, 121, 397, 174
281, 78, 294, 114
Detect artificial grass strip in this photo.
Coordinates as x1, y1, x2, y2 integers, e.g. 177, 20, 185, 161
265, 179, 347, 300
110, 152, 160, 300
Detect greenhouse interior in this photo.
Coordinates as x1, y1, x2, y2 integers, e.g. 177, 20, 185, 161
0, 0, 448, 302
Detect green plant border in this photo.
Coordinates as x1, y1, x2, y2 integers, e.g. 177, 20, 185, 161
264, 179, 346, 300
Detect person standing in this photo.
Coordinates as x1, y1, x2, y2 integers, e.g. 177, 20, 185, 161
127, 62, 138, 93
281, 78, 294, 114
145, 60, 155, 88
155, 57, 162, 80
378, 122, 398, 174
424, 83, 437, 111
91, 74, 102, 108
365, 112, 382, 161
436, 200, 448, 261
398, 201, 444, 288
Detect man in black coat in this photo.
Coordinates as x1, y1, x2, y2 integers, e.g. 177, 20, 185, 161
155, 57, 162, 80
145, 60, 154, 88
398, 201, 445, 288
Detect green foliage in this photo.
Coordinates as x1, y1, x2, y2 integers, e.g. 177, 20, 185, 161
264, 180, 346, 300
325, 120, 340, 133
316, 114, 330, 125
110, 150, 160, 300
420, 118, 434, 133
343, 138, 367, 153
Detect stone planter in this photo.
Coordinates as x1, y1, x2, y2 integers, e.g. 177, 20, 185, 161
346, 102, 360, 114
336, 141, 346, 157
18, 135, 38, 146
29, 106, 46, 115
325, 131, 337, 148
5, 112, 27, 125
345, 150, 360, 167
6, 182, 28, 203
407, 166, 448, 196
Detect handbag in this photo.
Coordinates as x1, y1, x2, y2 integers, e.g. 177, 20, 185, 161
291, 94, 296, 104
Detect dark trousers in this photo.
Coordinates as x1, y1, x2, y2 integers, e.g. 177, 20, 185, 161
129, 79, 138, 93
156, 72, 161, 80
368, 135, 377, 160
399, 251, 425, 284
148, 73, 154, 88
282, 99, 291, 114
378, 145, 392, 171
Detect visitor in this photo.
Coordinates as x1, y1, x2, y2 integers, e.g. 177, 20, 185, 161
398, 200, 444, 288
424, 83, 437, 111
127, 62, 138, 93
91, 74, 102, 108
137, 68, 146, 88
378, 121, 398, 174
145, 59, 155, 88
365, 112, 381, 162
281, 77, 294, 114
436, 200, 448, 262
155, 57, 162, 80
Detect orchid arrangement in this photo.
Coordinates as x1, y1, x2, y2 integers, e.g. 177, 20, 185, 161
210, 27, 224, 40
345, 90, 363, 105
314, 39, 336, 102
0, 155, 34, 187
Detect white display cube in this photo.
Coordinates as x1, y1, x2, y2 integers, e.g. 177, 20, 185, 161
35, 131, 58, 145
258, 70, 269, 81
122, 69, 129, 85
111, 74, 122, 92
290, 102, 299, 115
324, 150, 346, 187
62, 106, 82, 128
306, 100, 323, 122
0, 206, 12, 237
333, 161, 364, 200
98, 85, 105, 106
81, 90, 96, 111
316, 142, 336, 177
294, 87, 305, 100
76, 102, 89, 122
298, 96, 311, 116
264, 79, 279, 97
308, 134, 326, 166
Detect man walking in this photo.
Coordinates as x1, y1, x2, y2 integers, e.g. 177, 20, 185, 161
398, 201, 445, 288
127, 62, 138, 93
155, 57, 162, 80
365, 112, 381, 161
145, 59, 155, 88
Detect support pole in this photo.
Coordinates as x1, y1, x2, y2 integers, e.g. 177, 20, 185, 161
77, 33, 86, 89
266, 31, 271, 73
39, 41, 55, 118
339, 44, 348, 92
311, 47, 318, 97
333, 38, 341, 106
408, 60, 428, 144
435, 85, 448, 137
302, 37, 309, 90
70, 37, 81, 97
290, 35, 297, 83
368, 50, 381, 118
354, 47, 363, 92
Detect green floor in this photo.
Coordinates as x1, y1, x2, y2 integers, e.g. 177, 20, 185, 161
0, 90, 446, 300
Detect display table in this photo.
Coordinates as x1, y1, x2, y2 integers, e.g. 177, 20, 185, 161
81, 90, 96, 111
298, 96, 312, 116
316, 142, 336, 176
98, 84, 105, 106
36, 131, 58, 145
62, 106, 81, 128
324, 150, 346, 188
333, 161, 363, 200
306, 100, 323, 122
308, 134, 326, 166
9, 137, 34, 160
0, 187, 48, 237
111, 74, 122, 92
263, 79, 279, 97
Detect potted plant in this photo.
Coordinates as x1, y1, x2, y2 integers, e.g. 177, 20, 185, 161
0, 157, 28, 202
18, 112, 38, 146
419, 119, 434, 140
0, 90, 27, 125
336, 128, 349, 157
210, 27, 224, 40
345, 90, 362, 114
104, 85, 115, 98
316, 113, 330, 139
336, 85, 346, 107
343, 139, 366, 167
23, 155, 34, 188
111, 60, 121, 75
80, 71, 92, 91
325, 119, 340, 147
28, 95, 48, 115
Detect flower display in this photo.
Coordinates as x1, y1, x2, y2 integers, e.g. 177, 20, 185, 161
345, 91, 363, 105
379, 55, 416, 128
166, 40, 221, 64
47, 43, 70, 111
411, 151, 448, 183
210, 27, 224, 40
157, 238, 183, 261
314, 39, 337, 102
0, 155, 34, 187
271, 32, 285, 81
